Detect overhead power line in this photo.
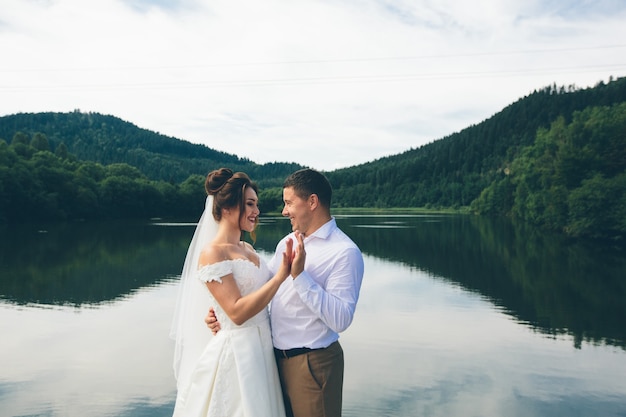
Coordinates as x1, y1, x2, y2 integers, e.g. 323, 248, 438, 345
1, 63, 625, 92
1, 44, 626, 74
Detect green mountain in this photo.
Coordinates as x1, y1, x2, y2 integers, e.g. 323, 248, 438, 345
1, 76, 625, 239
326, 77, 626, 209
0, 111, 303, 187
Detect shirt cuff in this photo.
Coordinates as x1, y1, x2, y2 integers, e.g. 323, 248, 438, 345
292, 270, 315, 292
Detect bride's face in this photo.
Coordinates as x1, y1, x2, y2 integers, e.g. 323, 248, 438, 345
239, 187, 260, 233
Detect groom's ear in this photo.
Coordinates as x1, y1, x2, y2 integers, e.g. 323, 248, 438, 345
308, 193, 319, 211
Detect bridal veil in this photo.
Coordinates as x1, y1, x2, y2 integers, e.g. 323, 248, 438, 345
170, 195, 218, 390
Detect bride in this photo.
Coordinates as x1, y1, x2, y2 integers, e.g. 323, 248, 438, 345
170, 168, 304, 417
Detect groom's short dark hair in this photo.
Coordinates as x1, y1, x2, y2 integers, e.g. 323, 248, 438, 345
284, 168, 332, 208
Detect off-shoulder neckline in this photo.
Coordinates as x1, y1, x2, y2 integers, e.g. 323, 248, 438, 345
199, 257, 260, 270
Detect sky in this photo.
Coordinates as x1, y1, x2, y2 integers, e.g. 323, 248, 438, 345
1, 0, 626, 172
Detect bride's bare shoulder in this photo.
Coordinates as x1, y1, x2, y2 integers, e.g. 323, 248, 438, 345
198, 242, 229, 268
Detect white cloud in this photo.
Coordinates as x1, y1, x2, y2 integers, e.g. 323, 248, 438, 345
1, 0, 625, 171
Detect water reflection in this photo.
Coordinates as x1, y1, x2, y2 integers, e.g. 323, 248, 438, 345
0, 283, 178, 417
1, 214, 625, 417
332, 214, 626, 349
0, 220, 194, 306
341, 256, 626, 417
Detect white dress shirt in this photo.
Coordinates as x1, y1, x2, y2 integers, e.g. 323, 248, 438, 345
267, 218, 364, 350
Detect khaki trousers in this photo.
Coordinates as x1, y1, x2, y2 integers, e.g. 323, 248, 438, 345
275, 341, 344, 417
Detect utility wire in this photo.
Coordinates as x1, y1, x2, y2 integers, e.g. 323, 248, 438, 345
1, 63, 624, 92
1, 44, 626, 73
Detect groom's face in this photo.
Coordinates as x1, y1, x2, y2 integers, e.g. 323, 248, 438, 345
281, 186, 312, 235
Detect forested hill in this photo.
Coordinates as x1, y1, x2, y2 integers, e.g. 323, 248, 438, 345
327, 76, 626, 209
0, 111, 303, 187
2, 77, 624, 195
1, 77, 625, 239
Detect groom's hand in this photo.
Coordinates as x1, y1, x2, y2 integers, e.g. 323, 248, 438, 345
291, 230, 306, 278
205, 307, 221, 335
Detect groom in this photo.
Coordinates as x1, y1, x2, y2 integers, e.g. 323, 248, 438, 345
207, 168, 364, 417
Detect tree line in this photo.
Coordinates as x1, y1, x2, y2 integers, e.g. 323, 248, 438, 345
0, 135, 286, 223
1, 77, 625, 240
471, 102, 626, 239
326, 77, 626, 211
0, 110, 303, 186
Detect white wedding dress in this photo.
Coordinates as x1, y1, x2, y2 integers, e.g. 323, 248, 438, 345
172, 258, 286, 417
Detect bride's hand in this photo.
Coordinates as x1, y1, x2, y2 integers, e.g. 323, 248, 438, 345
277, 237, 294, 281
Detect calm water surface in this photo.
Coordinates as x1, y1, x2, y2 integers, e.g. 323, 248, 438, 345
1, 214, 625, 417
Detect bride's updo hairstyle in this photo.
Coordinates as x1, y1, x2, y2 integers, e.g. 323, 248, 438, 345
205, 167, 259, 231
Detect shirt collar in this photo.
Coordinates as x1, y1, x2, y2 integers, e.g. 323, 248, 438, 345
305, 217, 336, 241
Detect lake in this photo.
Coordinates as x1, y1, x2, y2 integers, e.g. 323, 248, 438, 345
1, 213, 625, 417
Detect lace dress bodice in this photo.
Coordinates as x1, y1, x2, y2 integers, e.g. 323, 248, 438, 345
197, 258, 272, 330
